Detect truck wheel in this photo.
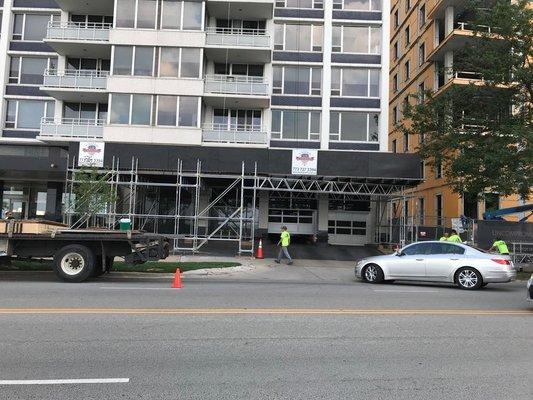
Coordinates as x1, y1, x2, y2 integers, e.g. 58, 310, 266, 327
53, 244, 95, 282
92, 256, 105, 277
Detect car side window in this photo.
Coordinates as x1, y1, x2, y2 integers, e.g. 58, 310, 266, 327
403, 243, 433, 255
431, 243, 465, 255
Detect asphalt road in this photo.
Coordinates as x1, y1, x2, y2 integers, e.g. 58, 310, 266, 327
0, 271, 532, 400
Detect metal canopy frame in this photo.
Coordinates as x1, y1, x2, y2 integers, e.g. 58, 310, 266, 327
64, 157, 415, 253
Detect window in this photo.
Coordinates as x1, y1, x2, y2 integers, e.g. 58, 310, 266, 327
63, 102, 107, 121
402, 242, 433, 256
404, 60, 410, 81
418, 43, 426, 67
159, 47, 201, 78
419, 5, 426, 29
278, 0, 324, 8
131, 95, 152, 125
418, 197, 425, 224
435, 162, 442, 179
157, 96, 199, 127
116, 0, 202, 30
331, 68, 380, 97
393, 42, 399, 60
420, 161, 425, 179
431, 243, 465, 255
213, 109, 262, 130
435, 194, 443, 226
332, 0, 382, 10
329, 112, 379, 142
272, 66, 322, 95
393, 106, 400, 124
9, 57, 57, 85
392, 139, 397, 153
113, 46, 154, 76
328, 219, 367, 236
418, 82, 425, 104
403, 131, 409, 152
332, 25, 381, 54
274, 23, 323, 51
484, 193, 499, 213
110, 95, 152, 125
405, 0, 411, 13
405, 26, 410, 46
393, 73, 399, 93
394, 9, 399, 29
271, 110, 320, 140
5, 100, 54, 129
12, 14, 57, 41
110, 94, 132, 124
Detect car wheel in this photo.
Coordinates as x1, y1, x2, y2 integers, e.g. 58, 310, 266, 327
53, 244, 95, 283
455, 267, 483, 290
363, 264, 384, 284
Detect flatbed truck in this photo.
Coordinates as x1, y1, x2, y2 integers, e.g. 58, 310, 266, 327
0, 220, 170, 282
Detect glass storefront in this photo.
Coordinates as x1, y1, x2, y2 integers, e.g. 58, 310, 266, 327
1, 182, 48, 219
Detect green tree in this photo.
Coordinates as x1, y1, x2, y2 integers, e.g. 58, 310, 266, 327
72, 167, 117, 226
401, 0, 533, 199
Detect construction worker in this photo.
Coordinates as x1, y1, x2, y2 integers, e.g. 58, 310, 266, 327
447, 229, 462, 243
439, 232, 449, 241
489, 237, 509, 255
275, 226, 293, 265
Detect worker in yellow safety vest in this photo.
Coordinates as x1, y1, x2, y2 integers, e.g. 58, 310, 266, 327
447, 230, 462, 243
489, 237, 509, 255
439, 232, 449, 241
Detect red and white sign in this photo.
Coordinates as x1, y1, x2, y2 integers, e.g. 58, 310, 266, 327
78, 142, 105, 167
291, 149, 318, 176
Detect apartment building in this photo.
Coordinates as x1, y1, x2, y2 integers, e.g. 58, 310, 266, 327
389, 0, 529, 228
0, 0, 421, 248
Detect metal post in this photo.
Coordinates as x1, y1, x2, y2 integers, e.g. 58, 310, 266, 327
192, 160, 201, 253
238, 162, 245, 255
174, 160, 183, 252
250, 162, 258, 256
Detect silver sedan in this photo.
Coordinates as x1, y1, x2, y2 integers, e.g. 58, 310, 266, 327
355, 241, 516, 290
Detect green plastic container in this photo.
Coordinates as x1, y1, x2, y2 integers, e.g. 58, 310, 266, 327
119, 218, 131, 231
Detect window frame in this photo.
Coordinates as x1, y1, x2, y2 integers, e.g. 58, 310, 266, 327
12, 13, 59, 42
332, 0, 381, 11
271, 109, 321, 141
331, 67, 380, 98
329, 111, 380, 143
9, 56, 57, 85
332, 25, 381, 55
276, 0, 324, 9
155, 95, 200, 128
5, 99, 55, 130
272, 65, 322, 96
274, 22, 324, 52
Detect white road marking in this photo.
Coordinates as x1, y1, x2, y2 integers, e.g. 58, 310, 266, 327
0, 378, 129, 385
373, 289, 439, 293
100, 286, 174, 290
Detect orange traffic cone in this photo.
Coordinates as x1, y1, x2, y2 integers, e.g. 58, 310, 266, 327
171, 268, 182, 288
256, 239, 264, 259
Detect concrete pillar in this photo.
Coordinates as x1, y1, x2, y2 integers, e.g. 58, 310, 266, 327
320, 0, 333, 150
44, 182, 63, 222
444, 6, 455, 36
444, 51, 454, 82
257, 191, 269, 238
317, 194, 329, 242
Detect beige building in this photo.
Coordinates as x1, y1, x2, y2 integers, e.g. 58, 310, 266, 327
389, 0, 530, 228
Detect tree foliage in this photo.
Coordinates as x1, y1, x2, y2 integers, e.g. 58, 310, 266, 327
401, 0, 533, 199
72, 167, 116, 224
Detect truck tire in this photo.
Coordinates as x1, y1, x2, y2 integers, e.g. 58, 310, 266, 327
92, 256, 105, 277
53, 244, 95, 282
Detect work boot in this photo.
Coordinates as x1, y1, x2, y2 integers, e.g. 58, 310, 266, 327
274, 260, 280, 264
288, 261, 293, 265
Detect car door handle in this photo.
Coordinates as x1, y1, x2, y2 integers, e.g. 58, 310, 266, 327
416, 258, 424, 261
450, 258, 459, 260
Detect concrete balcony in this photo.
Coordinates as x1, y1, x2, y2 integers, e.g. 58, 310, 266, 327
203, 75, 270, 108
428, 0, 469, 19
206, 0, 274, 20
205, 27, 271, 63
202, 123, 268, 145
429, 22, 496, 62
38, 118, 105, 142
53, 0, 113, 15
41, 69, 109, 102
45, 21, 112, 58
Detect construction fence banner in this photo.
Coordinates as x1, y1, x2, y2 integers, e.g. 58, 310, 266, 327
475, 220, 533, 248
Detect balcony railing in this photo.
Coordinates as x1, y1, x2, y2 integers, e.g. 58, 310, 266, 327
454, 22, 493, 34
43, 69, 109, 89
202, 123, 268, 144
46, 21, 111, 41
40, 118, 105, 139
204, 75, 269, 96
205, 27, 270, 48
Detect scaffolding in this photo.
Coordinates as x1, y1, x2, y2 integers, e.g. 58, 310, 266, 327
64, 157, 415, 254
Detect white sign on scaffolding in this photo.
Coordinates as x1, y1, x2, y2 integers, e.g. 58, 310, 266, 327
291, 149, 318, 175
78, 142, 105, 168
